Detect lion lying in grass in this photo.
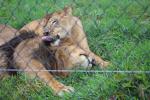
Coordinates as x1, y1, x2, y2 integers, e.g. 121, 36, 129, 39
0, 7, 109, 96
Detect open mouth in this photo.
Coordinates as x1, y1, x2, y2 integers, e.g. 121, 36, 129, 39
42, 34, 60, 46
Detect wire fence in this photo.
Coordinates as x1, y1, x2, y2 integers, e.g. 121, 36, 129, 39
1, 69, 150, 74
0, 0, 150, 99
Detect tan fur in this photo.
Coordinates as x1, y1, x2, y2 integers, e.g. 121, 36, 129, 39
0, 24, 18, 45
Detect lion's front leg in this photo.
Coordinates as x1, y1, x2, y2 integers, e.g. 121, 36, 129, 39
35, 68, 74, 96
88, 52, 109, 68
16, 58, 74, 96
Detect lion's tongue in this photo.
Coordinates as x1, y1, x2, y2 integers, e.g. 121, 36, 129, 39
42, 36, 53, 42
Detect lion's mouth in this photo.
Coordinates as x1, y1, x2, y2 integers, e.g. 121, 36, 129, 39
42, 34, 60, 46
42, 36, 54, 42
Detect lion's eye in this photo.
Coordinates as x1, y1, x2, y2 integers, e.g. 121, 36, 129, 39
52, 19, 58, 25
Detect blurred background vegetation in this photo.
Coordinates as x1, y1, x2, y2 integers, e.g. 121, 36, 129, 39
0, 0, 150, 99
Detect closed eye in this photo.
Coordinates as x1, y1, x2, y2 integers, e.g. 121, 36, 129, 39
52, 19, 58, 25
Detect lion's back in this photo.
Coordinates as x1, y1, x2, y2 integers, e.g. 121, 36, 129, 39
0, 24, 18, 46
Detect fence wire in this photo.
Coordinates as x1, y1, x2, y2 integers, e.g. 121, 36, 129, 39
0, 69, 150, 74
0, 0, 150, 99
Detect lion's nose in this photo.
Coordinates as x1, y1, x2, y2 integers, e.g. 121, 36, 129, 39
43, 32, 49, 36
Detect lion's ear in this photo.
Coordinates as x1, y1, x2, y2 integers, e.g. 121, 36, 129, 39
63, 6, 72, 15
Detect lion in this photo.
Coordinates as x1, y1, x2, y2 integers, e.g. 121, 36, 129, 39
19, 7, 109, 67
13, 35, 95, 96
0, 25, 95, 96
13, 7, 109, 96
0, 7, 109, 96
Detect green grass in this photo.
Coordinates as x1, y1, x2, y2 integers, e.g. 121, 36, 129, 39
0, 0, 150, 99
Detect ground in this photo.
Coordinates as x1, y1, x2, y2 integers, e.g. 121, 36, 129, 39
0, 0, 150, 99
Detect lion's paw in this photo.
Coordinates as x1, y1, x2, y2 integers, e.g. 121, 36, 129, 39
100, 61, 110, 68
56, 86, 74, 96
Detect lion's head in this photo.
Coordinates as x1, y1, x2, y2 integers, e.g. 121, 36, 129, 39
42, 7, 77, 46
